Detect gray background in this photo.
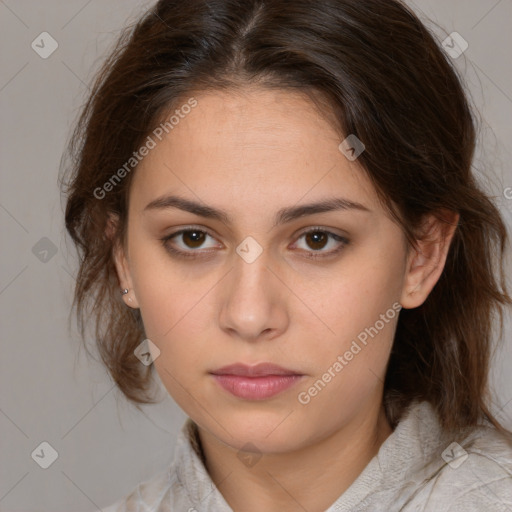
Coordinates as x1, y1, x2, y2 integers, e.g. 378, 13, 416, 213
0, 1, 511, 511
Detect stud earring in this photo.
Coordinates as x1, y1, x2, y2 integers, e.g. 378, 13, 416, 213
121, 288, 129, 295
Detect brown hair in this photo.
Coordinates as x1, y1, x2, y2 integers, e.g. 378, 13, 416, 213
61, 0, 512, 438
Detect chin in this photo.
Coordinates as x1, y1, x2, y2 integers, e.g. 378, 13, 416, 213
205, 409, 308, 453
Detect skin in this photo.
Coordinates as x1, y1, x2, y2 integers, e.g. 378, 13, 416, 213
113, 86, 458, 512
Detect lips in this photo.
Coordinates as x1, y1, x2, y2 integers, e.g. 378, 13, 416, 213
211, 363, 301, 377
210, 363, 304, 400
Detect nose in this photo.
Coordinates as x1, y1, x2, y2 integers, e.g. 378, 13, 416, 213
218, 248, 289, 342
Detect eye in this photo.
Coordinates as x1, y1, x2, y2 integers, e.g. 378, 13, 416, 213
291, 228, 348, 259
161, 226, 349, 260
161, 227, 221, 258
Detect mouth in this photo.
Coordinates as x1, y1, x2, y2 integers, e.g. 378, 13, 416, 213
209, 363, 304, 400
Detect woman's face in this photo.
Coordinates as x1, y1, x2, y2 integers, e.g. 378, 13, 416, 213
115, 86, 413, 453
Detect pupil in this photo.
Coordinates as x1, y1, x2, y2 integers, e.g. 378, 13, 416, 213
307, 231, 327, 250
184, 231, 204, 248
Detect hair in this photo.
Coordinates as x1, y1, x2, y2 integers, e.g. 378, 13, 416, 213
61, 0, 512, 439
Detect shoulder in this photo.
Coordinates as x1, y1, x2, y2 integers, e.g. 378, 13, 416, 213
100, 417, 217, 511
379, 401, 512, 511
413, 424, 512, 511
101, 467, 171, 512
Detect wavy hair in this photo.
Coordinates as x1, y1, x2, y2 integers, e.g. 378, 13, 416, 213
61, 0, 512, 438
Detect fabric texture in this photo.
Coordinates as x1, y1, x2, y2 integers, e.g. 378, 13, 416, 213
102, 400, 512, 511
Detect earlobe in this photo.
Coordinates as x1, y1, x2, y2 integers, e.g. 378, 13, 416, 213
400, 211, 459, 309
120, 287, 138, 307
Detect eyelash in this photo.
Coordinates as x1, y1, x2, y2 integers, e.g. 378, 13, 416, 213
160, 226, 349, 261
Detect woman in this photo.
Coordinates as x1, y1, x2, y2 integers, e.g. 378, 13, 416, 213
61, 0, 512, 510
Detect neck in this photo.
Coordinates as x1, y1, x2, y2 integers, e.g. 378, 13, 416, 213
197, 402, 393, 512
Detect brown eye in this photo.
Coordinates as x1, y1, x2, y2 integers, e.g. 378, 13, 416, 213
292, 228, 349, 259
181, 230, 206, 248
161, 228, 221, 259
304, 231, 329, 250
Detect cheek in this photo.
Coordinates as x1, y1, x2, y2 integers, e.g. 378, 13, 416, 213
313, 252, 404, 334
129, 251, 217, 373
141, 292, 209, 412
128, 239, 200, 335
299, 271, 400, 417
136, 279, 208, 362
304, 243, 405, 374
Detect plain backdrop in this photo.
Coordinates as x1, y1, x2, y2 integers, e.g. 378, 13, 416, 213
1, 1, 511, 511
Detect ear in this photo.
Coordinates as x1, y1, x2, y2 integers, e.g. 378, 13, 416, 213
400, 210, 459, 309
107, 212, 140, 309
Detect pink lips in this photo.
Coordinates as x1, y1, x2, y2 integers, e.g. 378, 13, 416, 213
210, 363, 303, 400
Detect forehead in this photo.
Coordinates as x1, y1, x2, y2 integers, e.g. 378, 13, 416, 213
129, 87, 379, 215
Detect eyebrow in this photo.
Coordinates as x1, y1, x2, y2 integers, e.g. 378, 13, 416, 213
143, 194, 371, 227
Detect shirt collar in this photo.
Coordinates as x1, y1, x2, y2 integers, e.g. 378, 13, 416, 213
172, 401, 449, 511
